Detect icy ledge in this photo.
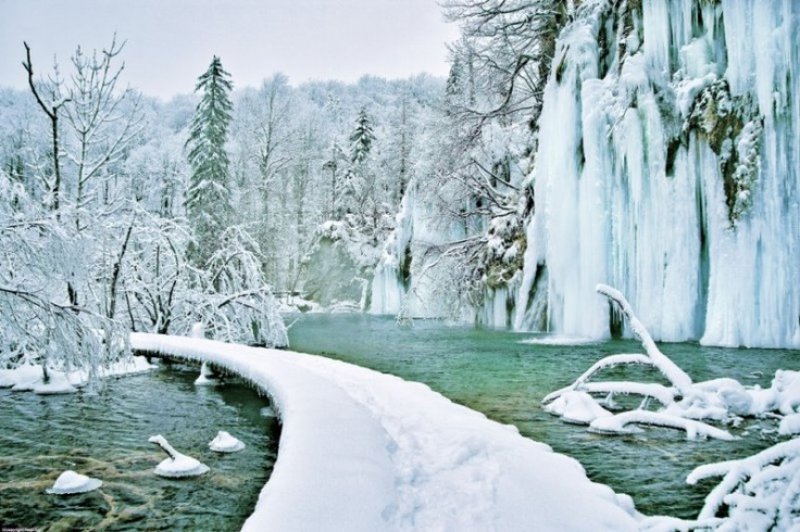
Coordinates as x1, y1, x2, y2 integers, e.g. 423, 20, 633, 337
131, 332, 639, 531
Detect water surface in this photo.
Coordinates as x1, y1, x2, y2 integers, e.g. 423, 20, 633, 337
0, 364, 278, 531
288, 313, 799, 518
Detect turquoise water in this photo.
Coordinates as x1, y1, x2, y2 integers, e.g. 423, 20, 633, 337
0, 364, 278, 531
288, 313, 799, 519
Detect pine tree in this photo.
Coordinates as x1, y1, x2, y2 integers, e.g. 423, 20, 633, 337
185, 56, 234, 265
349, 107, 375, 165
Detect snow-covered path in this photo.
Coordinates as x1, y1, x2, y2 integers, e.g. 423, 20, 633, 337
131, 333, 639, 531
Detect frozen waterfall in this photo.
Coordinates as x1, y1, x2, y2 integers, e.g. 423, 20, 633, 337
522, 0, 800, 348
371, 0, 799, 349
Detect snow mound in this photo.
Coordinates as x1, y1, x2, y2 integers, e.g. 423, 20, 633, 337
132, 332, 639, 531
544, 390, 613, 425
46, 470, 103, 495
194, 362, 218, 386
209, 430, 246, 453
0, 356, 156, 394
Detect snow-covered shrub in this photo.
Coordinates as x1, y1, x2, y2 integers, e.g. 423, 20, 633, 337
187, 225, 288, 348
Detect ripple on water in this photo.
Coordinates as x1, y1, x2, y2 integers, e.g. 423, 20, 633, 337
0, 365, 280, 531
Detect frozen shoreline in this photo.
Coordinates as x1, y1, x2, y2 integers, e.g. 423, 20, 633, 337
0, 356, 156, 394
131, 332, 639, 531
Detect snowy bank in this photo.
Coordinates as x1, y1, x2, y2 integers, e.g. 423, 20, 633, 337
0, 356, 155, 394
131, 332, 639, 531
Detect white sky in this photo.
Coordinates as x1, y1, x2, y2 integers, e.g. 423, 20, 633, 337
0, 0, 459, 99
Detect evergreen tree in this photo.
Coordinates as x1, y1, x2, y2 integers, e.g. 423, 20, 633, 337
185, 56, 234, 265
349, 107, 375, 165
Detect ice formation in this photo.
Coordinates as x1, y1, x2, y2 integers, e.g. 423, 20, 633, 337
46, 470, 103, 495
519, 0, 800, 348
148, 435, 210, 478
374, 0, 800, 349
209, 430, 246, 453
370, 178, 468, 319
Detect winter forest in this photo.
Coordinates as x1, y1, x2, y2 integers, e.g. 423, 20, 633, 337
1, 0, 800, 531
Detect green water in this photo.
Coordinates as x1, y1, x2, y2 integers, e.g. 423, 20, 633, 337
0, 364, 279, 531
288, 313, 800, 519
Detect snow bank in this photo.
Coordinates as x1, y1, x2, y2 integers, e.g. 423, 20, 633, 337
0, 356, 156, 394
131, 332, 640, 531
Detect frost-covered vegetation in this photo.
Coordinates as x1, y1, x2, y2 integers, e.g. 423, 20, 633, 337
0, 26, 447, 379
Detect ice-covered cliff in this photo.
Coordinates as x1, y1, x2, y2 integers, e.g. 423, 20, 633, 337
374, 0, 800, 348
518, 0, 799, 348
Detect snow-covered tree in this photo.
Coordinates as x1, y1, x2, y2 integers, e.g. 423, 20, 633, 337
349, 106, 376, 165
185, 56, 234, 266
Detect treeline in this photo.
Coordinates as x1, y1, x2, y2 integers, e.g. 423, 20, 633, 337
0, 38, 442, 375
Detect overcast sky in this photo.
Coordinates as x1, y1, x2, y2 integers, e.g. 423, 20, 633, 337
0, 0, 459, 99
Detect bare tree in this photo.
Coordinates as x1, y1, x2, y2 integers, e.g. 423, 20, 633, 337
22, 42, 69, 212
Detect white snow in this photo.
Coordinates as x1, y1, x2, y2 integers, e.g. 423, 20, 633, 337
148, 435, 210, 478
779, 414, 800, 436
589, 410, 736, 441
544, 390, 613, 425
209, 430, 246, 453
131, 332, 640, 531
686, 437, 800, 528
194, 361, 218, 386
46, 470, 103, 495
0, 356, 156, 394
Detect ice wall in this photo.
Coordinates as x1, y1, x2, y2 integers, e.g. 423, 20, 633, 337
523, 0, 800, 347
370, 179, 467, 318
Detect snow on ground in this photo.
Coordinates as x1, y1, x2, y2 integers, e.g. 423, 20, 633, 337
131, 332, 640, 531
0, 356, 155, 394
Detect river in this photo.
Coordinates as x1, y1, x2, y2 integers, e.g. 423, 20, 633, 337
0, 364, 279, 531
1, 314, 796, 527
288, 313, 799, 519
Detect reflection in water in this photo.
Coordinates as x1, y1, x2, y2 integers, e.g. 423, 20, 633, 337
289, 313, 799, 518
0, 365, 279, 531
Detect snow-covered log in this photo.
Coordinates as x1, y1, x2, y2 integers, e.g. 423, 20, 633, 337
542, 353, 652, 404
596, 284, 693, 393
589, 411, 736, 441
543, 391, 612, 425
687, 438, 800, 528
580, 382, 677, 407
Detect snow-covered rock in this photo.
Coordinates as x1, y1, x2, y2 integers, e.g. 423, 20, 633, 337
46, 470, 103, 495
209, 430, 245, 453
148, 435, 209, 478
0, 356, 156, 395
